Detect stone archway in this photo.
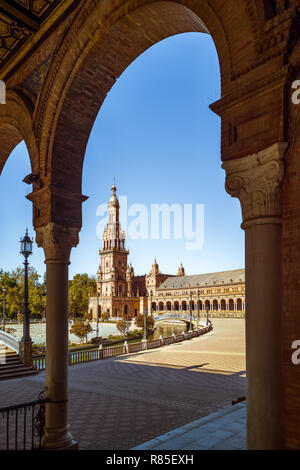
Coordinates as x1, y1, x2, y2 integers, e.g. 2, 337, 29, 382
0, 91, 38, 176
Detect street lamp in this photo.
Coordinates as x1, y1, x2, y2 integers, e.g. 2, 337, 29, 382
2, 287, 6, 331
20, 228, 33, 364
206, 306, 210, 326
143, 303, 147, 341
189, 291, 193, 333
96, 291, 100, 338
197, 289, 200, 321
150, 289, 153, 318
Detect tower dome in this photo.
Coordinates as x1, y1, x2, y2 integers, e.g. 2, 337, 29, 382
108, 177, 119, 208
177, 262, 185, 277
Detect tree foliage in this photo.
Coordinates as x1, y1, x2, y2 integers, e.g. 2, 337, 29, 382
135, 314, 155, 332
70, 320, 93, 343
0, 269, 96, 322
0, 267, 46, 320
68, 274, 97, 320
116, 319, 127, 336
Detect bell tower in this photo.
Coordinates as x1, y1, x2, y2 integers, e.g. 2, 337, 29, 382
177, 262, 185, 277
98, 180, 129, 297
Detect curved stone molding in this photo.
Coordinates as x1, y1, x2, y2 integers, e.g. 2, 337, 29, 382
35, 223, 80, 263
222, 142, 288, 228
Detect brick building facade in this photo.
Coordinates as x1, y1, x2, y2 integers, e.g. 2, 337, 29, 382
89, 183, 245, 320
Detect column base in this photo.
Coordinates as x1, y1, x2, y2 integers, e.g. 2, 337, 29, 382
42, 429, 77, 450
41, 440, 79, 450
20, 340, 33, 366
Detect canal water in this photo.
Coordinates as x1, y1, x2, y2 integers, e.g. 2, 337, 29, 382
150, 322, 189, 340
5, 321, 189, 345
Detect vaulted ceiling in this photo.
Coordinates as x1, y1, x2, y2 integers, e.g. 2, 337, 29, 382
0, 0, 78, 74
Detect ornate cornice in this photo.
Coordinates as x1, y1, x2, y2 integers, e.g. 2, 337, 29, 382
35, 222, 80, 263
222, 142, 288, 228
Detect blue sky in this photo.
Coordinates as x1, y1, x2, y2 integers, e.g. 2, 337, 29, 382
0, 32, 244, 280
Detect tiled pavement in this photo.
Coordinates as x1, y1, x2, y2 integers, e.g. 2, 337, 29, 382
133, 402, 246, 450
0, 319, 246, 450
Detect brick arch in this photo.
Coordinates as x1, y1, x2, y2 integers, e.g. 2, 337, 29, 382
35, 0, 257, 194
0, 90, 38, 176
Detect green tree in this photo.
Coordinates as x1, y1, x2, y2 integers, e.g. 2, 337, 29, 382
0, 267, 46, 321
70, 320, 93, 343
135, 314, 154, 332
101, 311, 110, 322
68, 274, 97, 320
116, 319, 127, 337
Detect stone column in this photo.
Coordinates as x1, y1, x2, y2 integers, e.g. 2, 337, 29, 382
223, 142, 288, 450
35, 223, 80, 450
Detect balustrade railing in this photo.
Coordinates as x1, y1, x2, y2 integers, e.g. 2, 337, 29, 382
0, 391, 48, 450
31, 324, 213, 371
0, 329, 20, 354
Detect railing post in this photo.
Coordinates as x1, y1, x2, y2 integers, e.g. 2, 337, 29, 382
123, 341, 129, 354
98, 344, 103, 359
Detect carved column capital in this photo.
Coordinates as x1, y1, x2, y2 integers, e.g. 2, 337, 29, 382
35, 223, 80, 263
222, 142, 288, 229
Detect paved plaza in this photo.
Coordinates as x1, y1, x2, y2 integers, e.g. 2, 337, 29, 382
133, 401, 246, 450
0, 319, 246, 450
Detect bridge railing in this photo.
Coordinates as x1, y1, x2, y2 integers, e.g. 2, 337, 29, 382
0, 329, 20, 354
153, 312, 200, 322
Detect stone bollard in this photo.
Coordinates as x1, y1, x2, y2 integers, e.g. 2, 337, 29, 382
172, 333, 176, 342
123, 341, 129, 354
159, 335, 164, 346
142, 339, 148, 350
98, 343, 103, 359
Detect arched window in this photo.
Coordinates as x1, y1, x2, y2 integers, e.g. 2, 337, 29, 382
221, 299, 226, 310
213, 300, 218, 311
166, 301, 172, 311
174, 301, 179, 311
182, 301, 187, 311
159, 301, 164, 311
229, 299, 234, 311
237, 298, 242, 311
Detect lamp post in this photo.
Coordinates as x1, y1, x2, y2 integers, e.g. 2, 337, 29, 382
20, 228, 33, 365
206, 306, 210, 326
2, 287, 6, 331
189, 291, 193, 333
150, 289, 153, 318
96, 291, 100, 338
143, 304, 147, 341
197, 289, 200, 322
